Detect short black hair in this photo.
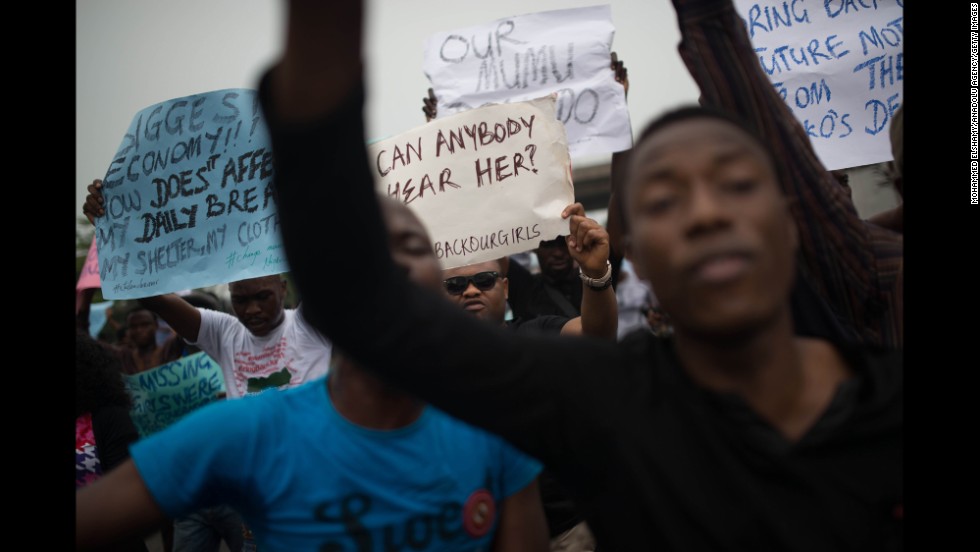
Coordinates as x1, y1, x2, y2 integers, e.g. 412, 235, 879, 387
636, 105, 771, 159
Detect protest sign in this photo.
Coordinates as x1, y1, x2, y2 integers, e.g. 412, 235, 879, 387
77, 238, 101, 291
734, 0, 903, 169
88, 301, 113, 339
122, 352, 226, 437
424, 5, 631, 158
368, 96, 574, 269
95, 89, 288, 299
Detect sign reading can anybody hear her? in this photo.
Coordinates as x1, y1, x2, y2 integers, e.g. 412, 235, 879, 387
369, 96, 574, 269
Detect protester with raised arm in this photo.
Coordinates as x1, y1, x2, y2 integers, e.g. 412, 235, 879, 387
262, 0, 902, 549
444, 202, 616, 341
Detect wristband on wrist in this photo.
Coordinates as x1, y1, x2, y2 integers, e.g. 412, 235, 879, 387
579, 260, 613, 291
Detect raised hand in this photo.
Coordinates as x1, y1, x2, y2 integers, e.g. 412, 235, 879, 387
82, 179, 106, 225
611, 52, 629, 98
422, 88, 438, 122
562, 202, 610, 279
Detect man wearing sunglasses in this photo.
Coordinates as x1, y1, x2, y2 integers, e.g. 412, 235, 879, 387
441, 204, 616, 550
441, 203, 617, 341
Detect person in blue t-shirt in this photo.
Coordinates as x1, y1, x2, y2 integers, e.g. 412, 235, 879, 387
76, 198, 549, 552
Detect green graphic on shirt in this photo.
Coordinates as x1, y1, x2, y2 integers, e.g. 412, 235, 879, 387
247, 368, 291, 393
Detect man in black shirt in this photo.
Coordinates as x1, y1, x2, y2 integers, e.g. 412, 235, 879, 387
443, 258, 571, 336
508, 237, 584, 321
441, 202, 617, 341
264, 1, 902, 549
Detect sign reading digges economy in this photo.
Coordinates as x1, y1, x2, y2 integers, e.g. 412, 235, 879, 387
95, 89, 288, 299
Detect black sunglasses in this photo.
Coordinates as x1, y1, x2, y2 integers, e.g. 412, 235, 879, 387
443, 271, 500, 295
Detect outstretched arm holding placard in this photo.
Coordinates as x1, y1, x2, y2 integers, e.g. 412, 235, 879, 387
670, 0, 902, 348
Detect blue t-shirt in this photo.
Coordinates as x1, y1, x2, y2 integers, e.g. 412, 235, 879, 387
131, 377, 542, 551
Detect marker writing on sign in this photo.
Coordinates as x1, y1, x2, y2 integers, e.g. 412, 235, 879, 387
475, 43, 575, 93
474, 147, 538, 187
134, 224, 228, 276
386, 168, 461, 205
429, 116, 536, 159
741, 0, 812, 39
433, 223, 542, 260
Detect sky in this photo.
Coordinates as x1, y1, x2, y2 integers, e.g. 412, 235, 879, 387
75, 0, 701, 216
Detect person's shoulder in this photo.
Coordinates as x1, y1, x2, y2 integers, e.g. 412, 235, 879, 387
428, 407, 532, 460
237, 377, 328, 421
615, 330, 681, 391
815, 339, 902, 420
198, 306, 240, 328
176, 386, 289, 435
618, 327, 666, 355
507, 315, 569, 335
848, 343, 902, 393
278, 376, 328, 404
830, 338, 901, 374
287, 306, 333, 345
427, 407, 498, 443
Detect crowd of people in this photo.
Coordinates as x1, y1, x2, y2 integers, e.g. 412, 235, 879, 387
76, 0, 903, 550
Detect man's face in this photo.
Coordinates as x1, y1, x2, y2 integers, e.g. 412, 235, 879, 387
126, 310, 158, 348
229, 276, 287, 337
625, 117, 797, 338
379, 198, 443, 292
442, 260, 508, 324
534, 239, 574, 281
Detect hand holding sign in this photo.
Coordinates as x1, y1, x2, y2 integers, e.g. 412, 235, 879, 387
563, 202, 609, 279
83, 179, 105, 225
424, 5, 632, 158
611, 52, 628, 98
423, 88, 438, 122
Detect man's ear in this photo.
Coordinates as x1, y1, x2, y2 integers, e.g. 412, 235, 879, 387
501, 277, 509, 301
